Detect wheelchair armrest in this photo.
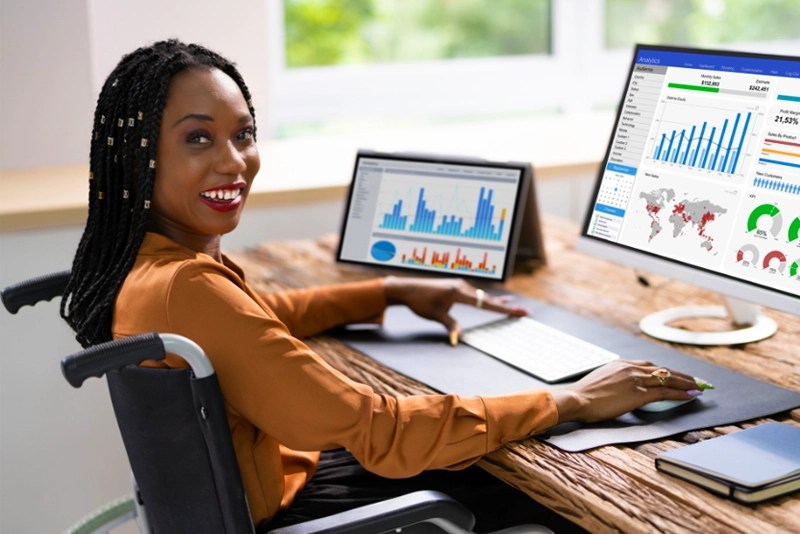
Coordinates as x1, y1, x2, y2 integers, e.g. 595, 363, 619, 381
1, 269, 70, 314
266, 490, 476, 534
61, 333, 213, 388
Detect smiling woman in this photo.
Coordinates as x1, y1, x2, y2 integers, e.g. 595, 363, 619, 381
150, 68, 260, 258
60, 40, 258, 348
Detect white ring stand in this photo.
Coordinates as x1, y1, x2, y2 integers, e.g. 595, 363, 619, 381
639, 298, 778, 346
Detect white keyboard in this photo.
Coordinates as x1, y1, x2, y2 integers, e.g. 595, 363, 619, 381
461, 316, 620, 383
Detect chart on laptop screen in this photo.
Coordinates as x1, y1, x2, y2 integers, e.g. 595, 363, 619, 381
585, 47, 800, 297
337, 153, 527, 281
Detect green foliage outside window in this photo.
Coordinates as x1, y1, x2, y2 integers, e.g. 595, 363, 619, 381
605, 0, 800, 49
284, 0, 551, 68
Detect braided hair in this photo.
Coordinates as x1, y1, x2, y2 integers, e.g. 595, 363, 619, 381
61, 39, 257, 347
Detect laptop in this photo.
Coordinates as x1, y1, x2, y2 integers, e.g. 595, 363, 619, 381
336, 149, 545, 283
335, 149, 621, 384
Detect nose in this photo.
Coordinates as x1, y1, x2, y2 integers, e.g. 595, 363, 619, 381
215, 140, 248, 175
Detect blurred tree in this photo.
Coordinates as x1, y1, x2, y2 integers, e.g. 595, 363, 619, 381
284, 0, 550, 67
284, 0, 375, 66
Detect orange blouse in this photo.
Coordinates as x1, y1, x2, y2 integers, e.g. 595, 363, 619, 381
113, 232, 558, 526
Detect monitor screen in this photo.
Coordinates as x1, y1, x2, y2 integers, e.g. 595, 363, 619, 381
578, 44, 800, 344
337, 150, 532, 282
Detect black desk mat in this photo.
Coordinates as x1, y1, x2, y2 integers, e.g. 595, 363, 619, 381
334, 294, 800, 452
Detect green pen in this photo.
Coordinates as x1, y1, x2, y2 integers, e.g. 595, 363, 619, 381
695, 377, 715, 390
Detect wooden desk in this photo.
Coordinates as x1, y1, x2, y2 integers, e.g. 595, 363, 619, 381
229, 216, 800, 534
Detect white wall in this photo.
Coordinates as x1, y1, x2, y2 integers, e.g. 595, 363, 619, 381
85, 0, 270, 129
0, 0, 270, 171
0, 0, 93, 169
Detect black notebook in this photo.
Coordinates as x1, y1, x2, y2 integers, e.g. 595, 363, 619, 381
655, 422, 800, 504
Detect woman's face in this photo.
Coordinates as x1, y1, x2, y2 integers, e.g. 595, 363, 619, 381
149, 67, 260, 253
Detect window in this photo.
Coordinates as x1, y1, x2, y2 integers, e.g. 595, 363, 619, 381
265, 0, 558, 137
605, 0, 800, 50
283, 0, 551, 67
263, 0, 800, 139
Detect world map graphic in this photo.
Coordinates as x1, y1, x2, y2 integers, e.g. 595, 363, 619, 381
640, 188, 727, 253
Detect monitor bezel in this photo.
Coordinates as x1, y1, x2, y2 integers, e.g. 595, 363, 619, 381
577, 43, 800, 317
336, 148, 533, 283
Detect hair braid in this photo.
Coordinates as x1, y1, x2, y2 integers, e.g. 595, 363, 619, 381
61, 39, 256, 347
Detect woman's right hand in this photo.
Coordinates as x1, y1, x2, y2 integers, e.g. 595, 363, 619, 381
550, 359, 702, 424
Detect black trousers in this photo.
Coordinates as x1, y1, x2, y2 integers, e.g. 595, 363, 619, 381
262, 448, 586, 533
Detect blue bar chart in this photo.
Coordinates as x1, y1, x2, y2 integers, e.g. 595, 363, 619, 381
652, 110, 752, 175
379, 186, 507, 242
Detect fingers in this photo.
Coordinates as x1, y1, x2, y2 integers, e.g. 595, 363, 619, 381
643, 365, 701, 392
441, 316, 460, 347
617, 360, 704, 392
625, 362, 711, 407
466, 287, 527, 316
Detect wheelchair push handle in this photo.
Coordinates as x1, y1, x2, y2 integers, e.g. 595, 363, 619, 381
1, 270, 70, 314
62, 333, 166, 388
61, 332, 214, 388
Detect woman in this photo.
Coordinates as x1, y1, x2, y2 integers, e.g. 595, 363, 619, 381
61, 40, 701, 532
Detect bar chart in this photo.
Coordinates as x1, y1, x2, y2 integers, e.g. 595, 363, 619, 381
379, 186, 507, 242
758, 137, 800, 172
651, 107, 753, 175
400, 246, 497, 276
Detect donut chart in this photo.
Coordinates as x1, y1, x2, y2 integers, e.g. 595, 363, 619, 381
789, 217, 800, 243
735, 243, 759, 265
746, 203, 782, 237
763, 250, 787, 273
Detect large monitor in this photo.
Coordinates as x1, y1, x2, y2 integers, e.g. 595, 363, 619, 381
337, 149, 541, 283
578, 44, 800, 345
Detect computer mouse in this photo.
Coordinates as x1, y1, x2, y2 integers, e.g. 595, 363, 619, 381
635, 397, 697, 413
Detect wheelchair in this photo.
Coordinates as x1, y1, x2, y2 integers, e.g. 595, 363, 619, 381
3, 271, 549, 534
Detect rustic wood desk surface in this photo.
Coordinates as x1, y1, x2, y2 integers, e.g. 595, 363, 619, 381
229, 216, 800, 534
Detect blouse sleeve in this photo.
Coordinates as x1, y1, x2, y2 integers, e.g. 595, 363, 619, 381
257, 280, 387, 338
163, 263, 558, 478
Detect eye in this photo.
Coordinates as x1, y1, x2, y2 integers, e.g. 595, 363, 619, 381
187, 130, 211, 144
237, 127, 255, 142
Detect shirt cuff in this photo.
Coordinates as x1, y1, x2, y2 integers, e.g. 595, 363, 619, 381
480, 390, 559, 450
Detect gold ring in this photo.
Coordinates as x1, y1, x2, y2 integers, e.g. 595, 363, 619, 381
651, 368, 671, 386
475, 289, 485, 309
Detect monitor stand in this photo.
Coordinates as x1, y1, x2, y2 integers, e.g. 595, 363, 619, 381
639, 295, 778, 346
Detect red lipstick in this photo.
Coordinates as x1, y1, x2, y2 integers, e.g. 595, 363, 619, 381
199, 183, 245, 213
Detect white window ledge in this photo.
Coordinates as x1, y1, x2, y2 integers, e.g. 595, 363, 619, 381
0, 111, 614, 232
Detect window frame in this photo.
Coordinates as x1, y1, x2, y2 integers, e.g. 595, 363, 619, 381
263, 0, 800, 137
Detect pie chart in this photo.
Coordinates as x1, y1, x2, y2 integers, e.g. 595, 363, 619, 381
370, 240, 397, 262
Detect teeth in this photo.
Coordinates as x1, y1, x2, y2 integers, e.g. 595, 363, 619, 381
201, 188, 241, 201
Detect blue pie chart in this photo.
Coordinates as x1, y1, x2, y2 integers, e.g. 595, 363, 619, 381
370, 240, 396, 262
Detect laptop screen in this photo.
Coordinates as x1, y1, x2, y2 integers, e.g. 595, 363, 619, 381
337, 150, 532, 282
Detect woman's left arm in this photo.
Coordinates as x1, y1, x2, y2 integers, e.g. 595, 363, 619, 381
257, 278, 387, 337
259, 276, 528, 339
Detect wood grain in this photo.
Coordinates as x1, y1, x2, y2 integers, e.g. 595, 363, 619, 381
228, 216, 800, 534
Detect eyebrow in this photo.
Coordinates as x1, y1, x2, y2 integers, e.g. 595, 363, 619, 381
172, 113, 253, 127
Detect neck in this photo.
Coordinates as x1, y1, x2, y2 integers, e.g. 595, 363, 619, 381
147, 219, 224, 262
